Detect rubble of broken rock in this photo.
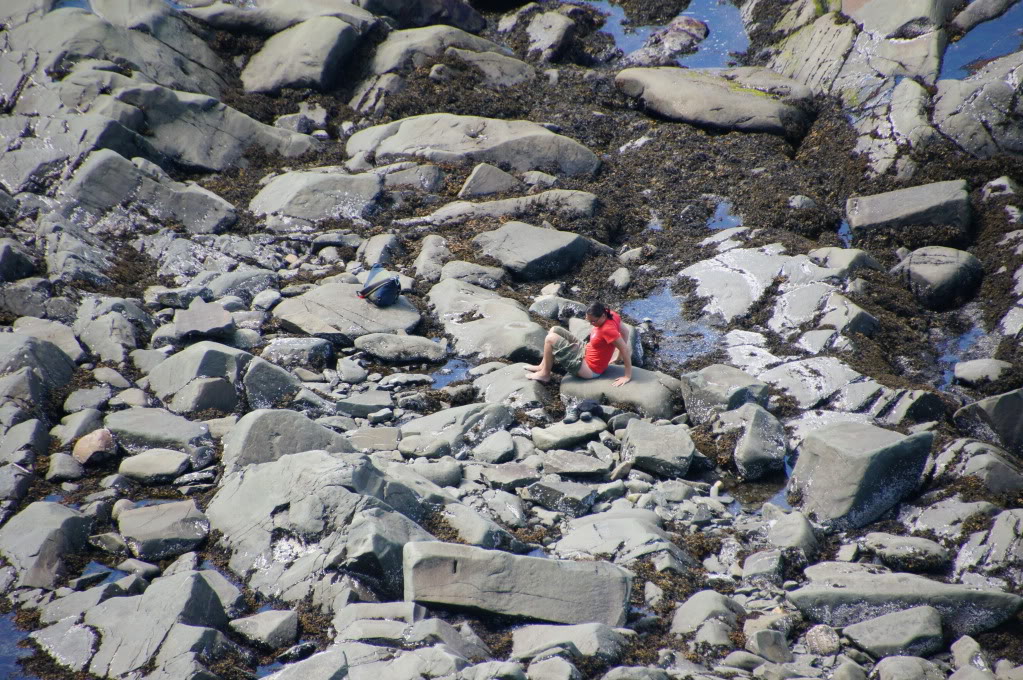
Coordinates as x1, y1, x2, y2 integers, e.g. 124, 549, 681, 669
2, 0, 1023, 679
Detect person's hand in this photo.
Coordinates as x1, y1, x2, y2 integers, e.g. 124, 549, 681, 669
612, 376, 631, 387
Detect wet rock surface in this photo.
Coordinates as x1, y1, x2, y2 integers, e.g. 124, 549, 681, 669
1, 0, 1023, 679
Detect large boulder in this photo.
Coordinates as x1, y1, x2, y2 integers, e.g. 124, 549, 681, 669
472, 363, 549, 410
249, 170, 383, 224
346, 113, 600, 176
790, 422, 933, 528
0, 332, 76, 392
403, 542, 632, 626
0, 502, 91, 589
954, 389, 1023, 457
146, 341, 252, 403
892, 246, 983, 310
221, 409, 354, 471
787, 561, 1022, 638
273, 283, 421, 346
615, 67, 813, 139
241, 16, 360, 93
560, 368, 674, 418
553, 509, 695, 567
118, 500, 210, 561
184, 0, 376, 35
471, 221, 589, 281
400, 403, 513, 458
843, 0, 959, 36
620, 419, 695, 478
679, 364, 769, 425
846, 180, 970, 241
367, 25, 505, 74
933, 52, 1023, 159
104, 408, 212, 454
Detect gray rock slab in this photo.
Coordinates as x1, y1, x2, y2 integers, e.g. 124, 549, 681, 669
174, 299, 235, 340
473, 363, 549, 410
242, 16, 358, 93
222, 408, 354, 470
12, 317, 85, 362
118, 500, 209, 561
262, 337, 335, 370
347, 113, 600, 176
230, 609, 299, 649
670, 589, 746, 635
46, 452, 85, 482
788, 561, 1022, 637
843, 605, 944, 657
847, 180, 970, 237
862, 532, 949, 572
105, 408, 212, 454
955, 359, 1012, 387
250, 170, 383, 223
893, 246, 983, 310
0, 332, 75, 391
621, 419, 695, 477
790, 422, 933, 528
273, 283, 420, 345
403, 542, 632, 626
0, 501, 91, 588
543, 451, 611, 478
472, 221, 589, 281
354, 333, 447, 362
511, 622, 629, 661
335, 389, 393, 418
553, 509, 693, 566
560, 366, 680, 421
532, 418, 607, 452
29, 616, 97, 672
933, 52, 1023, 159
954, 388, 1023, 457
732, 403, 787, 481
615, 67, 811, 139
522, 478, 596, 517
119, 449, 191, 485
446, 46, 534, 87
680, 364, 769, 425
415, 189, 597, 227
243, 357, 302, 410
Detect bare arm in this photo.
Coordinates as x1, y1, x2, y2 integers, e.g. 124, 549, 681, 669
612, 335, 632, 386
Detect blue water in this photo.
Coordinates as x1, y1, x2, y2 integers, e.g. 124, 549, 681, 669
706, 199, 742, 230
0, 613, 33, 680
936, 325, 985, 389
430, 358, 473, 388
257, 661, 285, 677
52, 0, 91, 10
622, 283, 722, 366
584, 0, 749, 68
837, 220, 852, 247
941, 2, 1023, 79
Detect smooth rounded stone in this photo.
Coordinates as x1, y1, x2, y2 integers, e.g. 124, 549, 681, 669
46, 453, 86, 482
522, 478, 596, 518
473, 429, 516, 464
532, 418, 607, 452
0, 332, 76, 390
893, 246, 983, 310
954, 359, 1012, 387
458, 162, 523, 198
789, 422, 933, 529
473, 363, 550, 410
117, 558, 161, 580
873, 656, 946, 680
273, 283, 420, 345
472, 221, 589, 281
0, 464, 33, 502
671, 590, 746, 635
527, 655, 580, 680
354, 333, 447, 363
0, 501, 91, 588
414, 234, 452, 283
679, 364, 769, 425
368, 24, 505, 74
608, 267, 631, 290
404, 542, 632, 626
620, 419, 695, 478
954, 389, 1023, 457
767, 510, 818, 558
70, 427, 115, 465
787, 561, 1023, 638
561, 366, 681, 421
951, 635, 989, 672
105, 408, 212, 455
1, 418, 48, 460
743, 549, 784, 586
12, 317, 86, 362
615, 67, 812, 139
524, 10, 574, 61
440, 260, 506, 289
261, 337, 335, 370
118, 500, 209, 561
250, 170, 383, 223
844, 0, 959, 35
230, 609, 299, 649
843, 605, 944, 658
528, 296, 587, 322
804, 624, 840, 656
347, 113, 600, 177
846, 180, 970, 238
862, 533, 949, 572
241, 16, 358, 93
118, 449, 191, 485
29, 616, 97, 673
411, 459, 463, 488
512, 622, 630, 662
222, 408, 354, 471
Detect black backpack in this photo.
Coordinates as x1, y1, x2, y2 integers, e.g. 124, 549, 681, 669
358, 267, 401, 307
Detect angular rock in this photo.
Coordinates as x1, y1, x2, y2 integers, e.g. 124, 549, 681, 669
863, 532, 949, 572
522, 478, 596, 517
472, 221, 589, 281
0, 501, 91, 588
893, 246, 983, 310
954, 359, 1012, 387
273, 283, 421, 345
473, 363, 549, 410
846, 180, 970, 239
458, 163, 524, 198
242, 16, 359, 93
0, 238, 35, 282
412, 189, 597, 226
731, 403, 787, 480
670, 590, 746, 635
953, 389, 1023, 457
560, 366, 680, 421
873, 656, 945, 680
347, 113, 600, 177
262, 337, 335, 370
403, 542, 632, 626
532, 418, 607, 452
118, 500, 210, 561
250, 170, 383, 224
105, 408, 212, 454
119, 449, 192, 485
229, 610, 299, 649
843, 605, 944, 657
620, 419, 694, 478
360, 0, 484, 32
790, 423, 932, 528
511, 623, 629, 662
354, 333, 447, 362
29, 616, 97, 673
0, 332, 76, 392
221, 409, 354, 471
679, 364, 769, 425
243, 357, 302, 410
174, 299, 236, 340
11, 317, 85, 362
368, 25, 506, 75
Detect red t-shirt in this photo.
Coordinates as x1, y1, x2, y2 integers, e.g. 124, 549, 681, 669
584, 311, 621, 374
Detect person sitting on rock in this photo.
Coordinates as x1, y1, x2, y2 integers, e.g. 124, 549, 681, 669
525, 302, 632, 386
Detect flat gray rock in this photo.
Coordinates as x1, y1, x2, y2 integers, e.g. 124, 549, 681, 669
615, 67, 811, 138
403, 542, 632, 626
954, 388, 1023, 457
29, 616, 98, 673
354, 333, 447, 362
0, 331, 76, 391
242, 16, 359, 93
680, 364, 769, 425
846, 180, 970, 238
0, 238, 35, 282
0, 501, 91, 589
511, 622, 629, 662
273, 283, 421, 345
447, 47, 534, 88
934, 52, 1023, 159
522, 478, 596, 517
229, 609, 299, 649
893, 246, 983, 310
11, 317, 85, 362
335, 389, 393, 418
954, 359, 1012, 387
787, 561, 1022, 638
731, 403, 788, 481
873, 656, 946, 680
119, 449, 192, 485
561, 366, 680, 421
414, 189, 597, 226
843, 605, 944, 658
347, 113, 600, 176
118, 500, 209, 561
532, 418, 607, 452
262, 337, 335, 369
472, 362, 549, 409
222, 408, 354, 471
250, 170, 383, 223
790, 422, 932, 528
862, 532, 949, 572
472, 221, 589, 281
104, 408, 212, 454
621, 419, 695, 478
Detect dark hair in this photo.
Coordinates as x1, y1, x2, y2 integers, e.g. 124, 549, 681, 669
586, 302, 610, 318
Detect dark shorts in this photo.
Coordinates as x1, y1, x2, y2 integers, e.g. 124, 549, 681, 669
550, 326, 591, 376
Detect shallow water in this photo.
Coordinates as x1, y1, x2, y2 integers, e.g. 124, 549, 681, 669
934, 325, 986, 390
621, 283, 722, 367
430, 358, 473, 388
837, 220, 852, 247
582, 0, 749, 68
940, 2, 1023, 80
706, 199, 742, 230
0, 613, 33, 680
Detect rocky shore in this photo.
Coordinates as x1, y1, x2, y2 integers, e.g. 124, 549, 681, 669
1, 0, 1023, 679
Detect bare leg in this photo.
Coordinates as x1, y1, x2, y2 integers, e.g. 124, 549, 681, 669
526, 330, 559, 382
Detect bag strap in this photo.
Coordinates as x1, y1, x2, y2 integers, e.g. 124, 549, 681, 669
358, 276, 396, 299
